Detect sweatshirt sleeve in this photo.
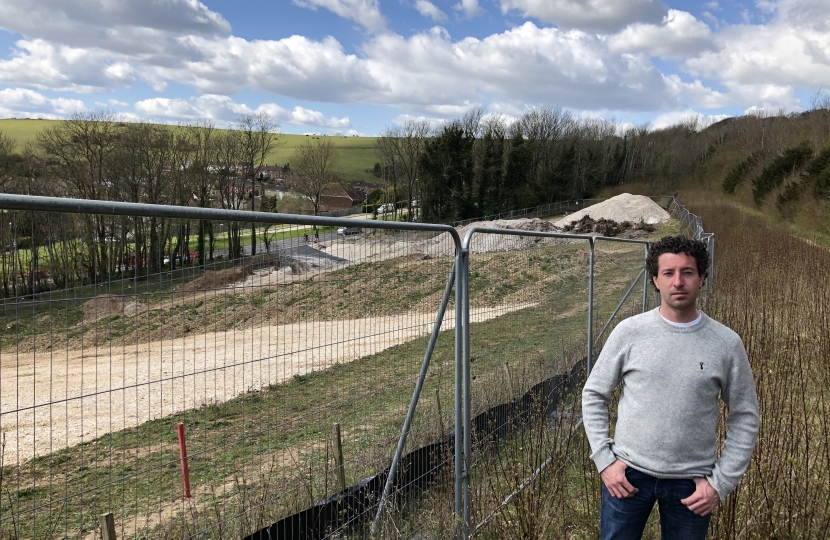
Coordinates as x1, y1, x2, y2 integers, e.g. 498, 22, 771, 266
706, 337, 759, 500
582, 324, 629, 474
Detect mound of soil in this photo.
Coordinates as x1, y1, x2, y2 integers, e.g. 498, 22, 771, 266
562, 216, 656, 237
180, 266, 254, 292
554, 193, 670, 228
82, 294, 139, 321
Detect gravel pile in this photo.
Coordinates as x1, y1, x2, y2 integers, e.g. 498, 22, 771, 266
554, 193, 670, 228
424, 218, 573, 257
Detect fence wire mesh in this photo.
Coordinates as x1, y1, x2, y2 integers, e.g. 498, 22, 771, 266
0, 194, 710, 540
0, 203, 459, 539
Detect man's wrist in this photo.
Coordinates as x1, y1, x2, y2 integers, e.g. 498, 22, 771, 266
591, 446, 617, 473
705, 475, 726, 502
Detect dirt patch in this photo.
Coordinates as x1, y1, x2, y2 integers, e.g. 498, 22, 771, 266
180, 266, 255, 293
0, 302, 536, 466
82, 294, 140, 322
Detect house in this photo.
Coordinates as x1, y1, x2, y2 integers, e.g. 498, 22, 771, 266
319, 182, 364, 211
302, 202, 331, 214
259, 165, 293, 181
351, 181, 386, 197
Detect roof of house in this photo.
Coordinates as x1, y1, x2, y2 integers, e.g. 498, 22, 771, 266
321, 182, 363, 202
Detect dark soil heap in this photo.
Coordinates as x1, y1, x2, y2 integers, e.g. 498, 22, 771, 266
562, 216, 656, 238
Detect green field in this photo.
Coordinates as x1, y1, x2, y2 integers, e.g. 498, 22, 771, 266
0, 119, 380, 182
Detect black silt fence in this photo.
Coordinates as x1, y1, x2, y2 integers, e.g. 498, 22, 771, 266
243, 359, 587, 540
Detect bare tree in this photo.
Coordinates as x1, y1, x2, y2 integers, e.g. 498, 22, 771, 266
37, 109, 123, 282
375, 119, 431, 221
0, 131, 17, 190
182, 121, 218, 264
212, 130, 247, 258
236, 112, 281, 254
291, 137, 338, 217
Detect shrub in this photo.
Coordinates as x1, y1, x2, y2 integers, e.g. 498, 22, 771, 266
801, 143, 830, 198
722, 151, 762, 194
752, 143, 813, 204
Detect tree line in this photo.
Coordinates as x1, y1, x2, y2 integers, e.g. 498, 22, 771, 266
374, 106, 731, 224
375, 99, 830, 225
2, 99, 830, 298
0, 110, 343, 297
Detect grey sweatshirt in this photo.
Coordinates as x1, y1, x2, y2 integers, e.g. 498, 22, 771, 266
582, 308, 759, 500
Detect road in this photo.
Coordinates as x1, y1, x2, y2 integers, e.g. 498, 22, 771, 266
215, 229, 349, 266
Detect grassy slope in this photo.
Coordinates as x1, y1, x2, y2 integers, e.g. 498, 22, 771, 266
0, 119, 380, 183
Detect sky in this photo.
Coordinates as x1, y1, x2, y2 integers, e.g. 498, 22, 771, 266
0, 0, 827, 135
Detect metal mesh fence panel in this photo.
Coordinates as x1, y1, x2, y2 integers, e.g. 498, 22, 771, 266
0, 194, 711, 539
458, 230, 651, 538
0, 198, 459, 540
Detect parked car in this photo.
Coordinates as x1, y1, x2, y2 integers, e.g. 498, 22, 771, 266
337, 226, 362, 236
377, 203, 394, 214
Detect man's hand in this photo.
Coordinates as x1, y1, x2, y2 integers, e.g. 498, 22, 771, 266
680, 477, 720, 516
600, 460, 639, 498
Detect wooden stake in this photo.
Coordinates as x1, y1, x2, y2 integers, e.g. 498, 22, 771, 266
332, 423, 346, 492
503, 362, 513, 398
176, 423, 192, 499
100, 513, 116, 540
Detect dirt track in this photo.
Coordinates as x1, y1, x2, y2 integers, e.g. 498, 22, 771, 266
0, 303, 535, 465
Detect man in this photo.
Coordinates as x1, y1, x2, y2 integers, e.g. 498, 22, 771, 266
582, 235, 759, 540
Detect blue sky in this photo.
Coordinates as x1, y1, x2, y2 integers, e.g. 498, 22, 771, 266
0, 0, 827, 135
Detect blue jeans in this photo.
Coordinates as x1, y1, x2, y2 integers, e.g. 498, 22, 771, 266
601, 466, 711, 540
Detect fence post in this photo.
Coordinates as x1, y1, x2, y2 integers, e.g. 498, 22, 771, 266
642, 244, 649, 313
454, 247, 464, 538
586, 238, 595, 374
503, 363, 513, 398
332, 423, 346, 492
100, 513, 116, 540
461, 246, 472, 537
176, 423, 192, 499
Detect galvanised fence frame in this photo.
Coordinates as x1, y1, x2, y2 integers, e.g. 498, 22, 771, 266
0, 193, 710, 539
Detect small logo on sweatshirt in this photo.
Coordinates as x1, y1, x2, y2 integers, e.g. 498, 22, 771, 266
700, 362, 704, 370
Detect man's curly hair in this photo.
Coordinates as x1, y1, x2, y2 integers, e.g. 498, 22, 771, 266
646, 235, 710, 289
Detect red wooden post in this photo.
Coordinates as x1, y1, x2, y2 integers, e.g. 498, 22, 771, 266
176, 423, 192, 499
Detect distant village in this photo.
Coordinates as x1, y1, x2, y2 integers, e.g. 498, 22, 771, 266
224, 163, 385, 215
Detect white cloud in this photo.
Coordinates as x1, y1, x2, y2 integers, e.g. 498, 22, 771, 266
0, 0, 228, 57
134, 97, 203, 119
454, 0, 482, 18
684, 22, 830, 104
3, 0, 802, 123
663, 75, 730, 108
359, 23, 680, 112
773, 0, 830, 31
108, 98, 129, 107
145, 35, 380, 99
415, 0, 447, 22
292, 0, 386, 32
498, 0, 665, 31
608, 10, 713, 59
134, 95, 351, 128
0, 87, 86, 118
0, 40, 135, 92
649, 109, 730, 131
702, 11, 720, 29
